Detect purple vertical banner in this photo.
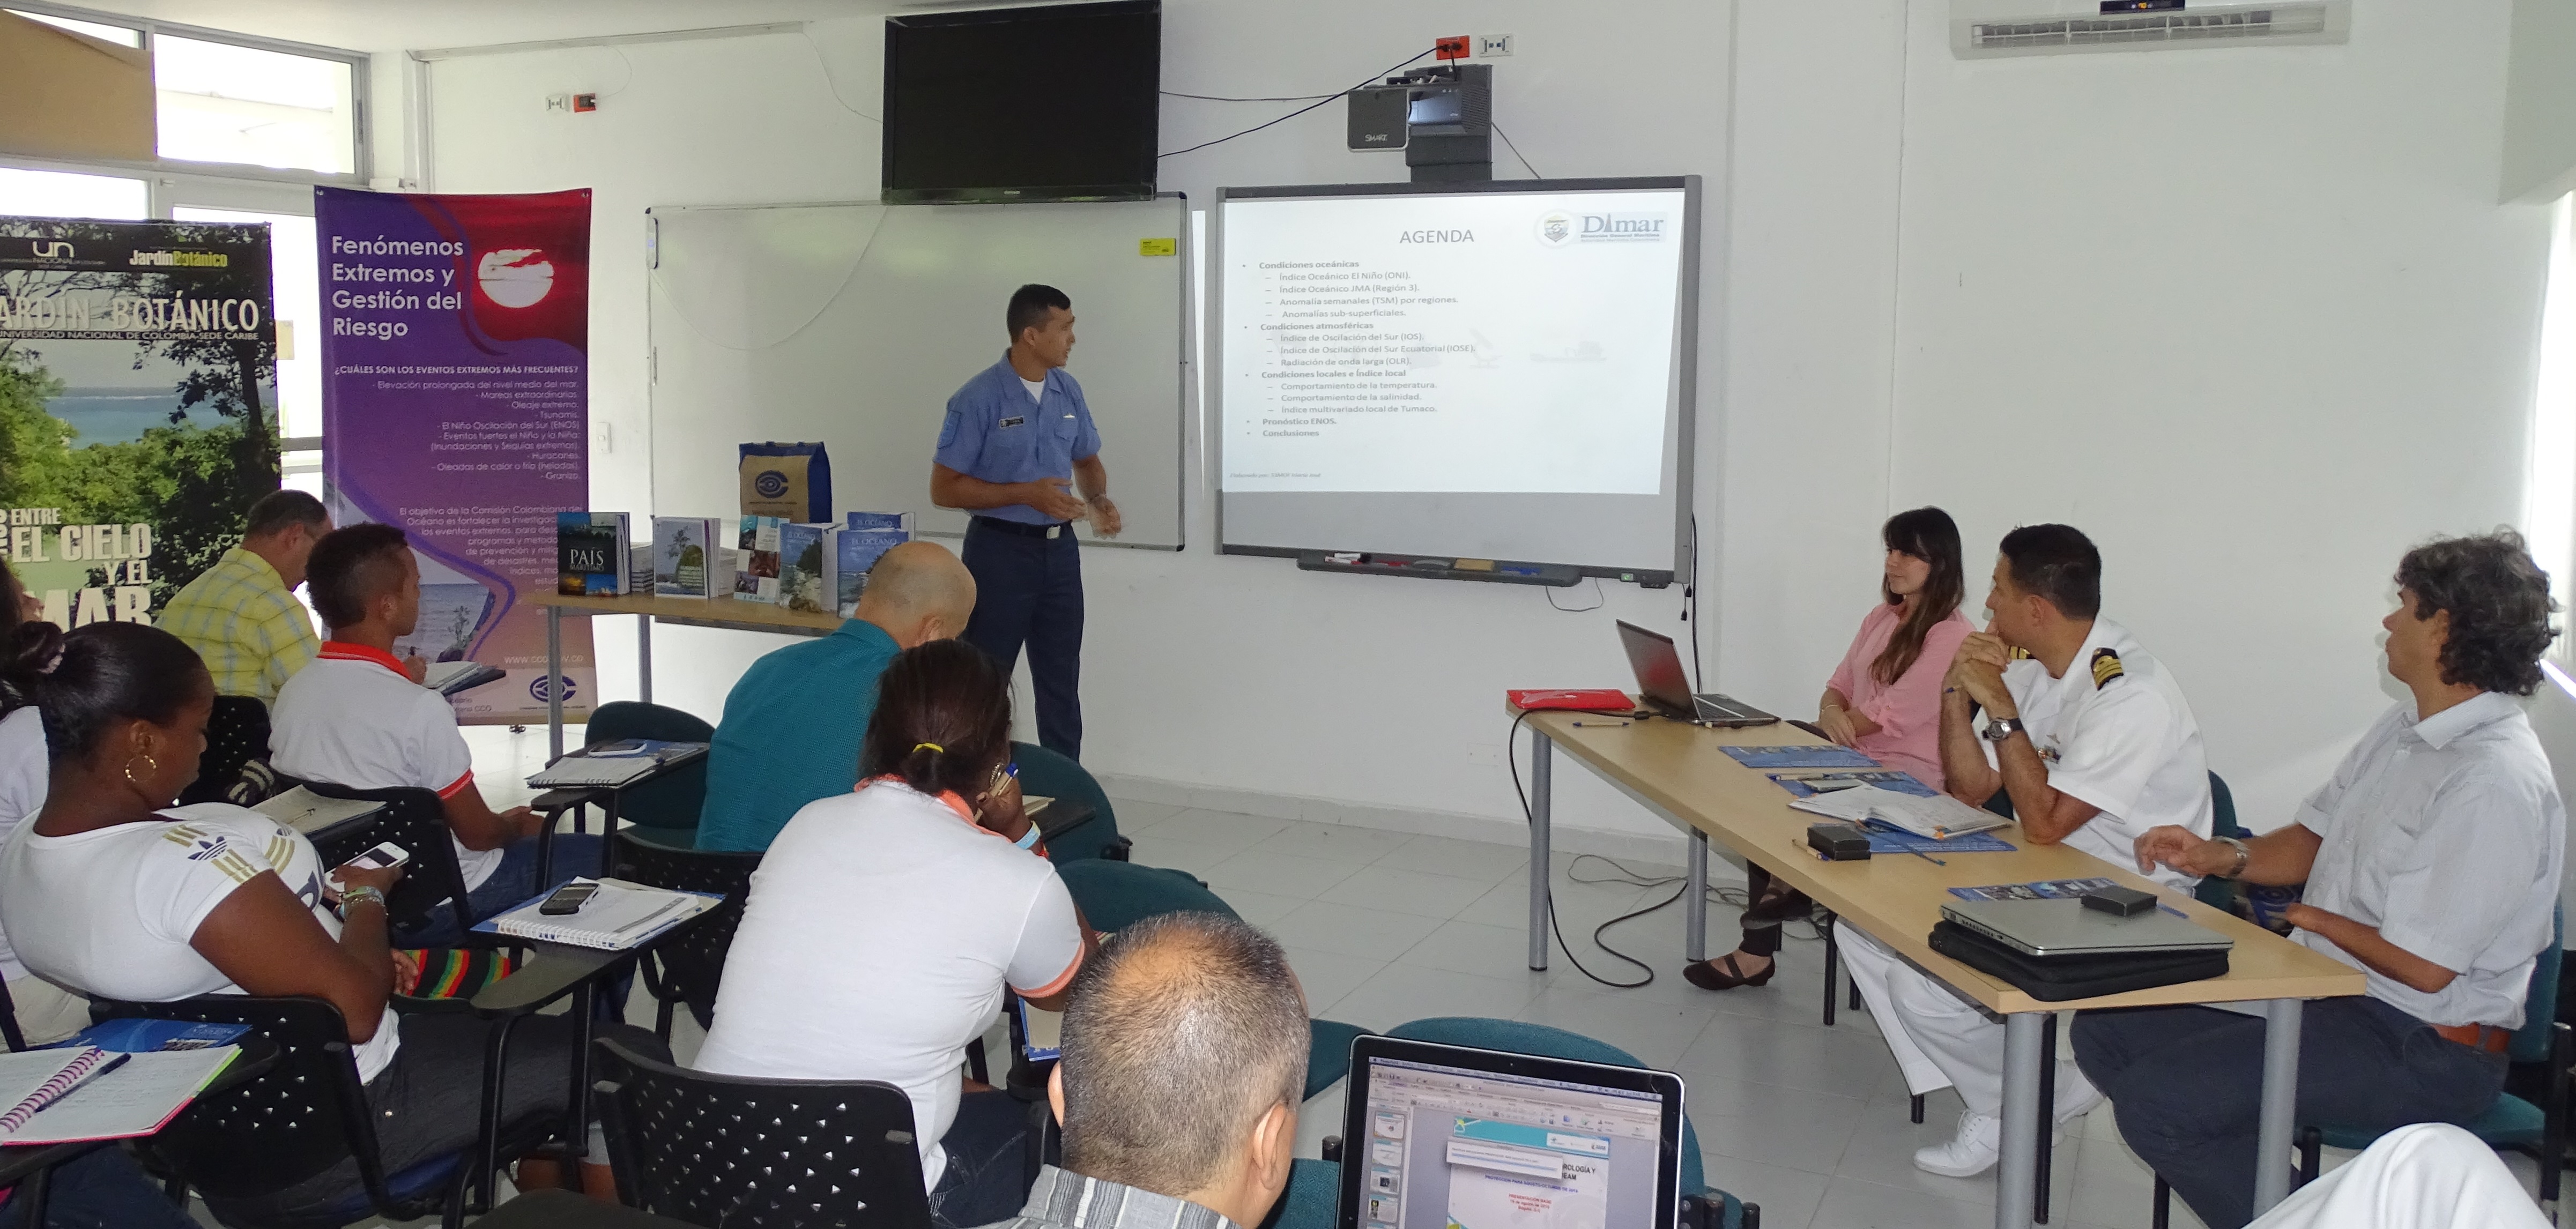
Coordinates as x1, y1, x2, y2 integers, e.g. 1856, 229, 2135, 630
315, 186, 596, 724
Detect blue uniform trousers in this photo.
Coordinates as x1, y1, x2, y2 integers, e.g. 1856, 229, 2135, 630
960, 518, 1085, 758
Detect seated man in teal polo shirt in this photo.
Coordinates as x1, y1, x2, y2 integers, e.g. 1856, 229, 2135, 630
696, 541, 978, 852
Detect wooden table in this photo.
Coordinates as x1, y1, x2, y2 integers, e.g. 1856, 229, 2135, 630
1515, 706, 2364, 1228
532, 592, 843, 759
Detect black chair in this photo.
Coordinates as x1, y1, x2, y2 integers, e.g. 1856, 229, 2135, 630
180, 696, 271, 807
299, 781, 489, 938
606, 831, 761, 1039
92, 994, 558, 1229
594, 1037, 933, 1229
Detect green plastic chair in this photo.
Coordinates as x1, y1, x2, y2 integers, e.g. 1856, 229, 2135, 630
583, 701, 716, 846
1383, 1017, 1751, 1226
1015, 740, 1129, 863
1046, 860, 1367, 1103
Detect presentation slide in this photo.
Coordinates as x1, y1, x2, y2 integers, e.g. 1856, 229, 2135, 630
1220, 189, 1684, 496
1213, 179, 1697, 578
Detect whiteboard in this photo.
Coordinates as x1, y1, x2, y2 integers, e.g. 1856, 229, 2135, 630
646, 197, 1187, 549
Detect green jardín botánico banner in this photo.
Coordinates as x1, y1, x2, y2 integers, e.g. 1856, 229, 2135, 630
0, 218, 281, 624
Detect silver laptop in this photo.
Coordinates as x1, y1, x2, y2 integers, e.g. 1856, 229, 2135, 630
1941, 898, 2234, 958
1614, 620, 1778, 727
1338, 1035, 1684, 1229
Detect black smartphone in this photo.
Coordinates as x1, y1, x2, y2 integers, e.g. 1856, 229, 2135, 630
538, 882, 599, 915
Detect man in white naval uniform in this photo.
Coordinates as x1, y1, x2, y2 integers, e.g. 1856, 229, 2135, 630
1836, 523, 2214, 1176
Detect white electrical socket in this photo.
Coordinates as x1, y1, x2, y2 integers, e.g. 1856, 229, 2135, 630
1478, 33, 1514, 56
546, 93, 573, 112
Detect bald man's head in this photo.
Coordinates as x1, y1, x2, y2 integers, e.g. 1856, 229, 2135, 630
854, 540, 975, 649
1055, 913, 1310, 1197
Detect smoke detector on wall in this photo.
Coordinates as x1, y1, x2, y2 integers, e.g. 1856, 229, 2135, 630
1950, 1, 2348, 58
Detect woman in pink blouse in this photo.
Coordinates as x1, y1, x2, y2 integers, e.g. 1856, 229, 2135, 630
1685, 507, 1971, 992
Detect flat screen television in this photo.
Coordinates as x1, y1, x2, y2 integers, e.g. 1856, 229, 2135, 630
882, 1, 1161, 204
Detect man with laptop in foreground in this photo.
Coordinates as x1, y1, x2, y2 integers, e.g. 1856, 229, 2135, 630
2075, 531, 2564, 1229
1835, 524, 2216, 1177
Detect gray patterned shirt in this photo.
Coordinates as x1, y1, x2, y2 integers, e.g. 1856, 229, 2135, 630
973, 1166, 1239, 1229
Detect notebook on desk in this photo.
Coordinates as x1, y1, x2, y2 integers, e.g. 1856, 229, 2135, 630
252, 786, 387, 835
0, 1045, 239, 1145
473, 878, 719, 950
526, 740, 710, 789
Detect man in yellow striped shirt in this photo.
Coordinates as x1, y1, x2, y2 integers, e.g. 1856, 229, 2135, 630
160, 490, 331, 703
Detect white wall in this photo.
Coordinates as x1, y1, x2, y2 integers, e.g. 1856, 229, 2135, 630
421, 0, 2556, 855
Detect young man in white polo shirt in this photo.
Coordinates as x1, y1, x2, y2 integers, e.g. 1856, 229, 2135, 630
1835, 523, 2214, 1176
269, 524, 594, 943
2078, 531, 2564, 1229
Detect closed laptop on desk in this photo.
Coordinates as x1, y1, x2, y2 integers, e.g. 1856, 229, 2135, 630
1940, 898, 2233, 958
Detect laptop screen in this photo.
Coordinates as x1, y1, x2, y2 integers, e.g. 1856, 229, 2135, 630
1354, 1054, 1671, 1229
1615, 620, 1695, 712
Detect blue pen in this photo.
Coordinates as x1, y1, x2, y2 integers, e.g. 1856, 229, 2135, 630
35, 1052, 130, 1114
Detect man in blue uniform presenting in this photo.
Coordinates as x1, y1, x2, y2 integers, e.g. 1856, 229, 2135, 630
932, 284, 1120, 758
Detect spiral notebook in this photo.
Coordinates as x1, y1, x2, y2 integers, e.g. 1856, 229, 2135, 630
473, 878, 721, 950
0, 1045, 239, 1145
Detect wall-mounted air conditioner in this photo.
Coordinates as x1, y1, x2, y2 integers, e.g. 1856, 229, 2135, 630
1951, 1, 2349, 59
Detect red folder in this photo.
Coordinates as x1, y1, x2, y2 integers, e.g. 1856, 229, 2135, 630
1507, 689, 1635, 712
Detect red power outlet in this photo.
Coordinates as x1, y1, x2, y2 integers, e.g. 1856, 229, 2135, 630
573, 93, 598, 113
1435, 35, 1469, 60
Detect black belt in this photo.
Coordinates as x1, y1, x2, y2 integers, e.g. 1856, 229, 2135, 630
972, 516, 1075, 540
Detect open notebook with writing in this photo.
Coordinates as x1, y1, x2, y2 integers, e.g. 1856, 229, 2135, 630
0, 1046, 238, 1145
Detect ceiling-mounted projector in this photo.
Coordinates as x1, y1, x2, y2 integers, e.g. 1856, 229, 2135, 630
1346, 63, 1492, 183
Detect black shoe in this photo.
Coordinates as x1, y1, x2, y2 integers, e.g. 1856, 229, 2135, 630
1682, 953, 1777, 992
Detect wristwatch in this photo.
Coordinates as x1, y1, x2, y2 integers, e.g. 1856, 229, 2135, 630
2216, 836, 2253, 878
338, 885, 386, 918
1980, 716, 2024, 743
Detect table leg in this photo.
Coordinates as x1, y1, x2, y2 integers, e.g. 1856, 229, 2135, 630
2253, 998, 2305, 1215
1684, 829, 1708, 963
546, 607, 565, 763
1528, 732, 1553, 972
637, 613, 652, 705
568, 979, 596, 1175
1996, 1012, 2044, 1229
2035, 1013, 2057, 1224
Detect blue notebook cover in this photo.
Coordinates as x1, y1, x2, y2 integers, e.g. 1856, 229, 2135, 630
1860, 821, 2014, 855
1771, 770, 1936, 799
1723, 745, 1880, 770
53, 1019, 249, 1052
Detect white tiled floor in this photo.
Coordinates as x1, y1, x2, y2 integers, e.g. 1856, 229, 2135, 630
335, 788, 2557, 1228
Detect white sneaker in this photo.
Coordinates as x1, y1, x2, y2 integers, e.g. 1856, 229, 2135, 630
1914, 1076, 2096, 1180
1915, 1110, 2002, 1176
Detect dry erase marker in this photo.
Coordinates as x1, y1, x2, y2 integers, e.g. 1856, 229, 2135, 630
1570, 720, 1631, 728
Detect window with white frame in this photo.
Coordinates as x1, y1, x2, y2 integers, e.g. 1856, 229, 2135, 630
2526, 192, 2576, 629
6, 3, 366, 181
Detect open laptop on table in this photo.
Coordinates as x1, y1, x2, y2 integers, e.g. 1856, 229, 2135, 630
1339, 1034, 1686, 1229
1614, 620, 1779, 727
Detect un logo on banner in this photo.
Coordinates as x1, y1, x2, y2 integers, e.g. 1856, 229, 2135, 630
29, 241, 73, 259
529, 674, 578, 703
754, 471, 789, 498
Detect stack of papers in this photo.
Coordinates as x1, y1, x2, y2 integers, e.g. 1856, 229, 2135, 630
1791, 785, 2010, 840
475, 878, 719, 950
